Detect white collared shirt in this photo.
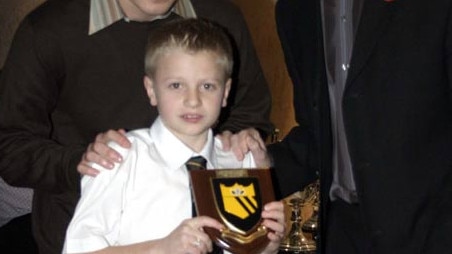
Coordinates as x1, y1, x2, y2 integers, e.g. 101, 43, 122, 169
63, 117, 255, 253
89, 0, 197, 35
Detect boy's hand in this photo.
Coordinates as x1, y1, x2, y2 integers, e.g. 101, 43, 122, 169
154, 216, 224, 254
216, 128, 271, 168
260, 201, 286, 254
77, 129, 131, 176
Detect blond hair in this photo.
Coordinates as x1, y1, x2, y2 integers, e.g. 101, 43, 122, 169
144, 18, 233, 79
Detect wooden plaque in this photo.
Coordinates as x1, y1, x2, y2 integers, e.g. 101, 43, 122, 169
189, 168, 275, 254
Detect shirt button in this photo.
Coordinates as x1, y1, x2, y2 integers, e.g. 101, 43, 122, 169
341, 15, 347, 22
342, 63, 350, 71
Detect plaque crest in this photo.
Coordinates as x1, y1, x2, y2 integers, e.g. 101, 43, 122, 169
189, 168, 275, 254
212, 178, 262, 234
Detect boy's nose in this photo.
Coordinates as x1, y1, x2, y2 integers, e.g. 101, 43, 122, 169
184, 89, 201, 107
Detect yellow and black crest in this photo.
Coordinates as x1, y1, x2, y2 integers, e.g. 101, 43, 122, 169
212, 177, 262, 234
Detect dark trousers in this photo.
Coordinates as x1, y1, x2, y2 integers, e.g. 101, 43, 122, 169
325, 199, 371, 254
0, 213, 38, 254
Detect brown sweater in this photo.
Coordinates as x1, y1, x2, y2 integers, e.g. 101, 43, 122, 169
0, 0, 272, 252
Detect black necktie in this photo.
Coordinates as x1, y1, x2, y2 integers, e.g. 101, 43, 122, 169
186, 156, 207, 217
185, 156, 207, 171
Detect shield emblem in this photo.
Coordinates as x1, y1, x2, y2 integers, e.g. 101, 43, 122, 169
212, 177, 262, 234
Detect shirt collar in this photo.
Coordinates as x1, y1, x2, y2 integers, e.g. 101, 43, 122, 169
89, 0, 197, 35
150, 117, 215, 170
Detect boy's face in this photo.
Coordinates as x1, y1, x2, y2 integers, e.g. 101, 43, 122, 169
144, 49, 231, 150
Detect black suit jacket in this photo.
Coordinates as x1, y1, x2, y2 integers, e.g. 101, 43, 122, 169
270, 0, 452, 253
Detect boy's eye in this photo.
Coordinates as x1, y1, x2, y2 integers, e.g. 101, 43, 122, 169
202, 83, 215, 90
169, 82, 181, 89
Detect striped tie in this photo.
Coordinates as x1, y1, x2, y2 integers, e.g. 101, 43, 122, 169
185, 156, 207, 171
185, 156, 223, 254
186, 156, 207, 217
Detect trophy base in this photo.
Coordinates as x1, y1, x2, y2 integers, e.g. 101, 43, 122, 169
279, 242, 316, 254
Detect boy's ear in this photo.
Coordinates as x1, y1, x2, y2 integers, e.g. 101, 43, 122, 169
143, 76, 158, 106
222, 78, 232, 107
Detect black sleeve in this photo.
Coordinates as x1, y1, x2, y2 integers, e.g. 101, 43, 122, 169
0, 16, 84, 193
268, 126, 319, 199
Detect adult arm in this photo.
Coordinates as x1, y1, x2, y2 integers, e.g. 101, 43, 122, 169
267, 127, 319, 200
0, 17, 84, 192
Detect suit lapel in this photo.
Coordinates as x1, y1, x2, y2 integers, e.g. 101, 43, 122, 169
346, 0, 398, 87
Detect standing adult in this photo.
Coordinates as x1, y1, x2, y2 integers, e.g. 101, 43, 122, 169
0, 0, 272, 253
270, 0, 452, 253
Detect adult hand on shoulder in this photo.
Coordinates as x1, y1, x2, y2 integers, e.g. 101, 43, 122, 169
216, 129, 271, 168
153, 216, 224, 254
260, 201, 286, 254
77, 129, 131, 176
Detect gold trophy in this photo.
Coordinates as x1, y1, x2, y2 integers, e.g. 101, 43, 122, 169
301, 180, 320, 241
280, 180, 319, 253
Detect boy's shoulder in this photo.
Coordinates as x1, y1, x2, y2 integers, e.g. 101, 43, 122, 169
213, 137, 256, 169
125, 128, 152, 141
123, 128, 154, 148
106, 128, 153, 157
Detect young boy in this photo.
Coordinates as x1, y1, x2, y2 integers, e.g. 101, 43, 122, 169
63, 19, 284, 254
